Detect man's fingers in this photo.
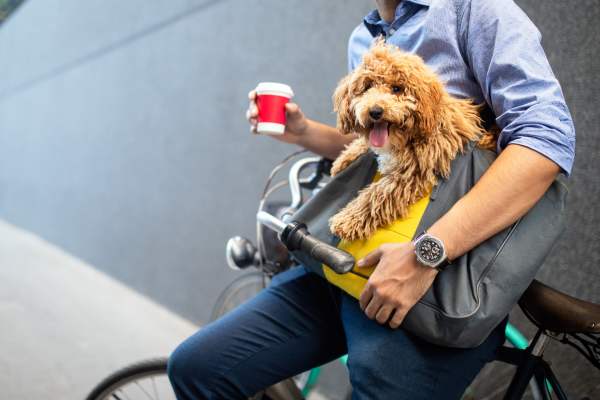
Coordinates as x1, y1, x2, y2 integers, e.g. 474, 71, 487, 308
359, 284, 374, 311
248, 90, 256, 100
357, 247, 383, 268
285, 102, 300, 115
363, 291, 384, 319
389, 308, 406, 329
246, 104, 258, 118
246, 105, 257, 119
246, 102, 258, 129
375, 305, 394, 325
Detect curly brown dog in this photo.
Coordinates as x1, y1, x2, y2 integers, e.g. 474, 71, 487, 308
329, 39, 497, 242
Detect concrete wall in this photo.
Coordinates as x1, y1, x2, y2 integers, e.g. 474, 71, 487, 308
0, 0, 598, 397
0, 0, 372, 323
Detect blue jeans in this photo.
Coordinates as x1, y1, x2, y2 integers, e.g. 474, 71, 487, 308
168, 266, 507, 399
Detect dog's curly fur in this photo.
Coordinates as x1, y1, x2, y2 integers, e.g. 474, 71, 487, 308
329, 39, 497, 242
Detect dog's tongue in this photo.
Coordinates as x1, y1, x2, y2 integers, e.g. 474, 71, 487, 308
369, 121, 389, 147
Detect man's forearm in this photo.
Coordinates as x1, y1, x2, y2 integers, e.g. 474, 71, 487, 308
427, 144, 560, 260
294, 119, 356, 160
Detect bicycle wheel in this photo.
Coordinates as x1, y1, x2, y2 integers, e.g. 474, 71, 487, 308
86, 358, 172, 400
210, 271, 267, 321
87, 358, 274, 400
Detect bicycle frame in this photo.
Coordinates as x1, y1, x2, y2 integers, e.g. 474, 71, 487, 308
498, 329, 568, 400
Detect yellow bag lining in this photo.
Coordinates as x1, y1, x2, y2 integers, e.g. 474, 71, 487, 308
322, 172, 431, 299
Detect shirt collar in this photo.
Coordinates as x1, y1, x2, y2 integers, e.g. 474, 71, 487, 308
363, 0, 430, 37
406, 0, 431, 6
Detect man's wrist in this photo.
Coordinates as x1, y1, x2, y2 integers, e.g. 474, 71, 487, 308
289, 118, 311, 145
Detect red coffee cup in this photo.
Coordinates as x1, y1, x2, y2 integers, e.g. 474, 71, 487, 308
255, 82, 294, 135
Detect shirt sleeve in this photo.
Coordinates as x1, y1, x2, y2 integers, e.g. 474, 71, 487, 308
347, 24, 367, 73
348, 32, 356, 73
460, 0, 576, 175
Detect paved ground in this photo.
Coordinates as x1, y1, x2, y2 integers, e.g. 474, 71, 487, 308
0, 219, 197, 399
0, 219, 348, 399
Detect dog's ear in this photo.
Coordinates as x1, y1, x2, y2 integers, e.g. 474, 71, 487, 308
332, 74, 356, 135
415, 78, 444, 134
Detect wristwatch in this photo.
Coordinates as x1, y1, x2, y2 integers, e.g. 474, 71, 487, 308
413, 232, 450, 271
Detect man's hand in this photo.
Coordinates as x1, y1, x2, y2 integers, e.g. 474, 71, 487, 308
246, 89, 309, 144
245, 88, 356, 159
358, 243, 438, 329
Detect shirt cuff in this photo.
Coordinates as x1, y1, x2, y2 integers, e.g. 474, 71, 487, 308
498, 130, 575, 176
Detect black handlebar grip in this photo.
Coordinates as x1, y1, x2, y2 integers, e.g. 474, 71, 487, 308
299, 233, 355, 274
282, 222, 355, 274
317, 157, 333, 177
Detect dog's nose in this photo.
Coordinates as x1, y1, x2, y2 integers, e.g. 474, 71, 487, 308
369, 106, 384, 121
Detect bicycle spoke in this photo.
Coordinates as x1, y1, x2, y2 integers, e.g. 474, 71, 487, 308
116, 389, 132, 400
111, 392, 123, 400
134, 381, 155, 400
104, 375, 175, 400
151, 376, 159, 400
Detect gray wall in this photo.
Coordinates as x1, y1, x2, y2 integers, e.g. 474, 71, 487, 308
0, 0, 598, 397
0, 0, 372, 322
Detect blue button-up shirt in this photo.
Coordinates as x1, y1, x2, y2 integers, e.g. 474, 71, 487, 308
348, 0, 575, 174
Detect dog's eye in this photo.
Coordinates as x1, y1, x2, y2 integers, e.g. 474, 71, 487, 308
391, 85, 404, 94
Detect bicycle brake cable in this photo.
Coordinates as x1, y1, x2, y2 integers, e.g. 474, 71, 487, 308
256, 150, 308, 269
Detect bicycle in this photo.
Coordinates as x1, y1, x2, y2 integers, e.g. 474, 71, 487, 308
86, 152, 600, 400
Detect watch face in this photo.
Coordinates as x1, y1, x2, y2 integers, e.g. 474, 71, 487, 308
417, 237, 443, 264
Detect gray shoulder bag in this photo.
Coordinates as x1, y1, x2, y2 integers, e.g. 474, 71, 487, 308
290, 143, 568, 348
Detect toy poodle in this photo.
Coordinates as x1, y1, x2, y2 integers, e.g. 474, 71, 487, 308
329, 39, 498, 242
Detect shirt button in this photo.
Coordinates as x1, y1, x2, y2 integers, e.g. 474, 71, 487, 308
389, 28, 396, 35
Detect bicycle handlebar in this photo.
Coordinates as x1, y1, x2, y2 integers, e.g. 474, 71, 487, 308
288, 156, 322, 210
257, 211, 355, 274
283, 222, 356, 274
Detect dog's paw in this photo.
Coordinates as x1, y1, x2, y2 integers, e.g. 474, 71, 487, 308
331, 157, 354, 177
329, 211, 360, 242
329, 207, 374, 242
331, 137, 369, 176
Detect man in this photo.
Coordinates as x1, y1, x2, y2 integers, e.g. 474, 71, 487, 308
168, 0, 575, 398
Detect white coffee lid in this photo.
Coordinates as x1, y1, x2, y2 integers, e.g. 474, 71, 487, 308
256, 82, 294, 98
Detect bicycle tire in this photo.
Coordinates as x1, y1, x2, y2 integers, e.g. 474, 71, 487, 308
85, 358, 169, 400
210, 271, 267, 321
